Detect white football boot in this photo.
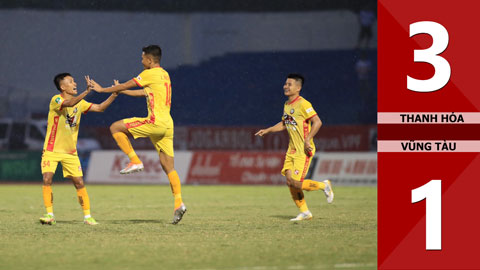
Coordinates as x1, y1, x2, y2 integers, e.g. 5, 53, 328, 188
290, 211, 313, 221
120, 162, 144, 174
172, 203, 187, 225
323, 180, 334, 203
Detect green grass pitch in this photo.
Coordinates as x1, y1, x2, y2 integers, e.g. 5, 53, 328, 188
0, 184, 377, 270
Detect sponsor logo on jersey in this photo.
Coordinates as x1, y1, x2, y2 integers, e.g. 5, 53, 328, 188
290, 109, 295, 114
294, 170, 299, 175
66, 113, 78, 128
283, 113, 297, 126
306, 107, 313, 114
55, 97, 61, 104
136, 76, 142, 81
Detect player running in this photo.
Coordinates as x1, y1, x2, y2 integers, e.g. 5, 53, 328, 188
255, 73, 334, 221
40, 73, 118, 225
88, 45, 186, 224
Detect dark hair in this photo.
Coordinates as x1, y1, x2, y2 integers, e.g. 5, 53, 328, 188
287, 73, 304, 87
142, 45, 162, 63
54, 73, 72, 92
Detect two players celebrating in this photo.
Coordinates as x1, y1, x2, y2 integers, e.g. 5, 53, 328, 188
39, 45, 333, 226
40, 45, 186, 225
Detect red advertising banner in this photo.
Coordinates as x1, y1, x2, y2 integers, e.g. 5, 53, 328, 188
186, 151, 286, 185
185, 151, 376, 185
86, 151, 192, 184
378, 0, 480, 268
86, 150, 376, 186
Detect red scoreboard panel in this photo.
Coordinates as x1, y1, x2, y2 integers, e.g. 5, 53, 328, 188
378, 0, 480, 269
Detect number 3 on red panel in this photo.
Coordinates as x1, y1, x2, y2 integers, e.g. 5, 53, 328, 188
407, 21, 451, 92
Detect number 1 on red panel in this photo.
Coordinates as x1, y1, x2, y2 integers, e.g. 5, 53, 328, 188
412, 180, 442, 250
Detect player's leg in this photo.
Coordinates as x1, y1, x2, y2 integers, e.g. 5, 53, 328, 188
298, 153, 334, 203
282, 153, 308, 217
39, 172, 56, 225
286, 170, 312, 221
39, 151, 58, 225
158, 151, 183, 205
302, 178, 334, 203
69, 176, 97, 225
153, 129, 186, 224
62, 154, 98, 225
159, 151, 187, 224
110, 119, 143, 173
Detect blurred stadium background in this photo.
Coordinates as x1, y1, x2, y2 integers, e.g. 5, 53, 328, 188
0, 1, 378, 269
0, 0, 377, 186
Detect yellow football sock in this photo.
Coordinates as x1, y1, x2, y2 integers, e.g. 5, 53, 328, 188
112, 132, 141, 164
76, 187, 91, 217
42, 185, 53, 213
128, 152, 142, 164
289, 187, 309, 212
302, 180, 326, 191
167, 170, 183, 209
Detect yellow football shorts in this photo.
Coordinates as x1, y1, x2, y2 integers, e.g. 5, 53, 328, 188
123, 117, 174, 157
41, 151, 83, 178
281, 151, 314, 181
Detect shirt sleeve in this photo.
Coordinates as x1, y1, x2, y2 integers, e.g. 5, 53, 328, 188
80, 99, 93, 114
300, 100, 317, 121
50, 95, 64, 111
132, 69, 151, 88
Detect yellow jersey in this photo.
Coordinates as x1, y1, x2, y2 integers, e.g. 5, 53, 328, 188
282, 96, 318, 155
43, 94, 92, 154
132, 67, 173, 128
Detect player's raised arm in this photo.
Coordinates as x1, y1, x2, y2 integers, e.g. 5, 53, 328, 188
89, 77, 138, 93
88, 92, 119, 113
255, 121, 286, 137
61, 76, 93, 108
119, 90, 146, 97
110, 79, 145, 97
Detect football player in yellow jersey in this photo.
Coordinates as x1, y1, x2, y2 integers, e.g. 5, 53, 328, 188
255, 73, 334, 221
89, 45, 186, 224
40, 73, 118, 226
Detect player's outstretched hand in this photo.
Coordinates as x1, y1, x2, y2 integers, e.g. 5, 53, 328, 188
89, 78, 104, 93
255, 129, 268, 137
85, 75, 93, 92
112, 79, 126, 95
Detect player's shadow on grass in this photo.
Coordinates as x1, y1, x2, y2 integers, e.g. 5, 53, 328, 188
103, 219, 163, 224
56, 220, 79, 224
271, 215, 294, 220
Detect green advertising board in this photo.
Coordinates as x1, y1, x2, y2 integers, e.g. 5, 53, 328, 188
0, 151, 63, 182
